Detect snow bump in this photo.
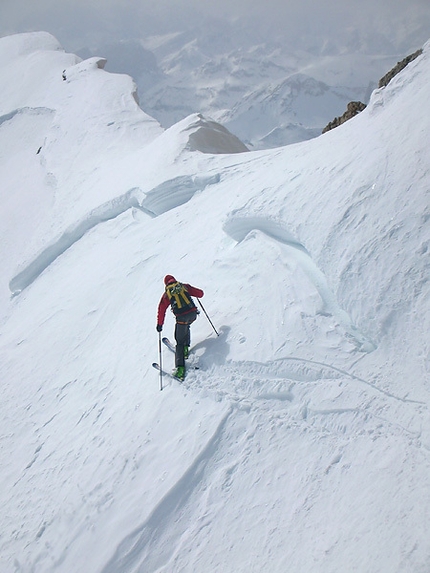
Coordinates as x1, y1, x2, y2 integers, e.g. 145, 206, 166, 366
224, 214, 376, 352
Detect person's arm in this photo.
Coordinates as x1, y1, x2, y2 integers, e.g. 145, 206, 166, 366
185, 284, 204, 298
156, 294, 170, 329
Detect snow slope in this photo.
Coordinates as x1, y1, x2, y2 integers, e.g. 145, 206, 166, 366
0, 32, 429, 573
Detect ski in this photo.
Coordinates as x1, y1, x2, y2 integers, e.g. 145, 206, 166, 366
152, 362, 184, 382
162, 337, 196, 363
156, 339, 198, 387
162, 337, 175, 353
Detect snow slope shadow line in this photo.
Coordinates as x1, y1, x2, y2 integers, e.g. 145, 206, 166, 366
0, 106, 54, 128
9, 174, 220, 295
9, 187, 146, 295
223, 214, 376, 353
100, 407, 232, 573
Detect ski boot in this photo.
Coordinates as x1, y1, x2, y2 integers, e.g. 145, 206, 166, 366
174, 366, 185, 380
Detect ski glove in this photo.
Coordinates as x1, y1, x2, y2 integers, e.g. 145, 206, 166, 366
156, 324, 163, 332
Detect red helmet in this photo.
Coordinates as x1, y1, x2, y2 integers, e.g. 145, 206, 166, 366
164, 274, 176, 285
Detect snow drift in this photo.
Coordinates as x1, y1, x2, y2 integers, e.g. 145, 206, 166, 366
0, 32, 429, 573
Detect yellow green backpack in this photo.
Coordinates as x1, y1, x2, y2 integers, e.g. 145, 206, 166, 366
165, 281, 196, 315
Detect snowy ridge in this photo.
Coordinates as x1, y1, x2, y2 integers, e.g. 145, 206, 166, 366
140, 173, 221, 216
9, 174, 220, 294
129, 22, 424, 149
9, 187, 146, 294
0, 32, 429, 573
185, 114, 249, 153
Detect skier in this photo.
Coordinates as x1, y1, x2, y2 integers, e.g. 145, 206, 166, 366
156, 275, 204, 380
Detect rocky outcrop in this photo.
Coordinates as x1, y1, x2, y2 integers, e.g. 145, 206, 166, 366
322, 47, 423, 134
186, 114, 249, 154
378, 49, 423, 88
322, 101, 367, 134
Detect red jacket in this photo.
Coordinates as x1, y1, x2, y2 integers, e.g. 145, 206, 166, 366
157, 283, 204, 326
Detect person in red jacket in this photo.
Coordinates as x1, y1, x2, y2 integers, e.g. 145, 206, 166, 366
157, 275, 204, 379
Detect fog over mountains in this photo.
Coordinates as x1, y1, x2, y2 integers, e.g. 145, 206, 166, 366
80, 14, 430, 148
2, 0, 430, 148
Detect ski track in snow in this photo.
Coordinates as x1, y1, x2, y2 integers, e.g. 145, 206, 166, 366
100, 211, 425, 572
189, 353, 426, 424
101, 347, 428, 572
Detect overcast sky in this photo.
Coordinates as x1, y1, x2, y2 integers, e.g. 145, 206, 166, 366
1, 0, 430, 54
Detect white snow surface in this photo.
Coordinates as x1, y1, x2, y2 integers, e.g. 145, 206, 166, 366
0, 32, 429, 573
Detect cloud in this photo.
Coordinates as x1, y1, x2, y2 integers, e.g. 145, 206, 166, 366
1, 0, 429, 53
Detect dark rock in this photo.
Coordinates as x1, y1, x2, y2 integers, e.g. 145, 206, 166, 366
378, 49, 423, 88
322, 101, 367, 134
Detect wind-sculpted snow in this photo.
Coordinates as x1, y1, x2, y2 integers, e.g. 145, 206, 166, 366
140, 174, 220, 217
223, 213, 306, 250
100, 408, 232, 573
9, 174, 220, 294
9, 187, 145, 294
0, 31, 63, 66
0, 106, 53, 127
223, 214, 376, 352
98, 346, 427, 572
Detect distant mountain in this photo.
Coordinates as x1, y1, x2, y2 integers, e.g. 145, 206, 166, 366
80, 16, 430, 148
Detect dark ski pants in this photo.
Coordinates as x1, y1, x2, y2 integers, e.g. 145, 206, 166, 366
174, 310, 197, 367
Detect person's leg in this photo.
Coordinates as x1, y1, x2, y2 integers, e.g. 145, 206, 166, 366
174, 322, 188, 367
183, 324, 191, 358
185, 310, 197, 348
185, 324, 191, 347
175, 311, 198, 366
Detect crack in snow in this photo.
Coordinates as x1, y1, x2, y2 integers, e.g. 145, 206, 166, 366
0, 106, 53, 128
139, 174, 220, 217
9, 174, 220, 295
9, 187, 146, 294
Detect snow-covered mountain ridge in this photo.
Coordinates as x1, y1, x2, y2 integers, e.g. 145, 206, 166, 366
0, 32, 429, 573
85, 33, 405, 149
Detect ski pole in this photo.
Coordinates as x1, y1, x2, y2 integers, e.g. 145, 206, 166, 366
158, 331, 163, 391
197, 299, 219, 337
